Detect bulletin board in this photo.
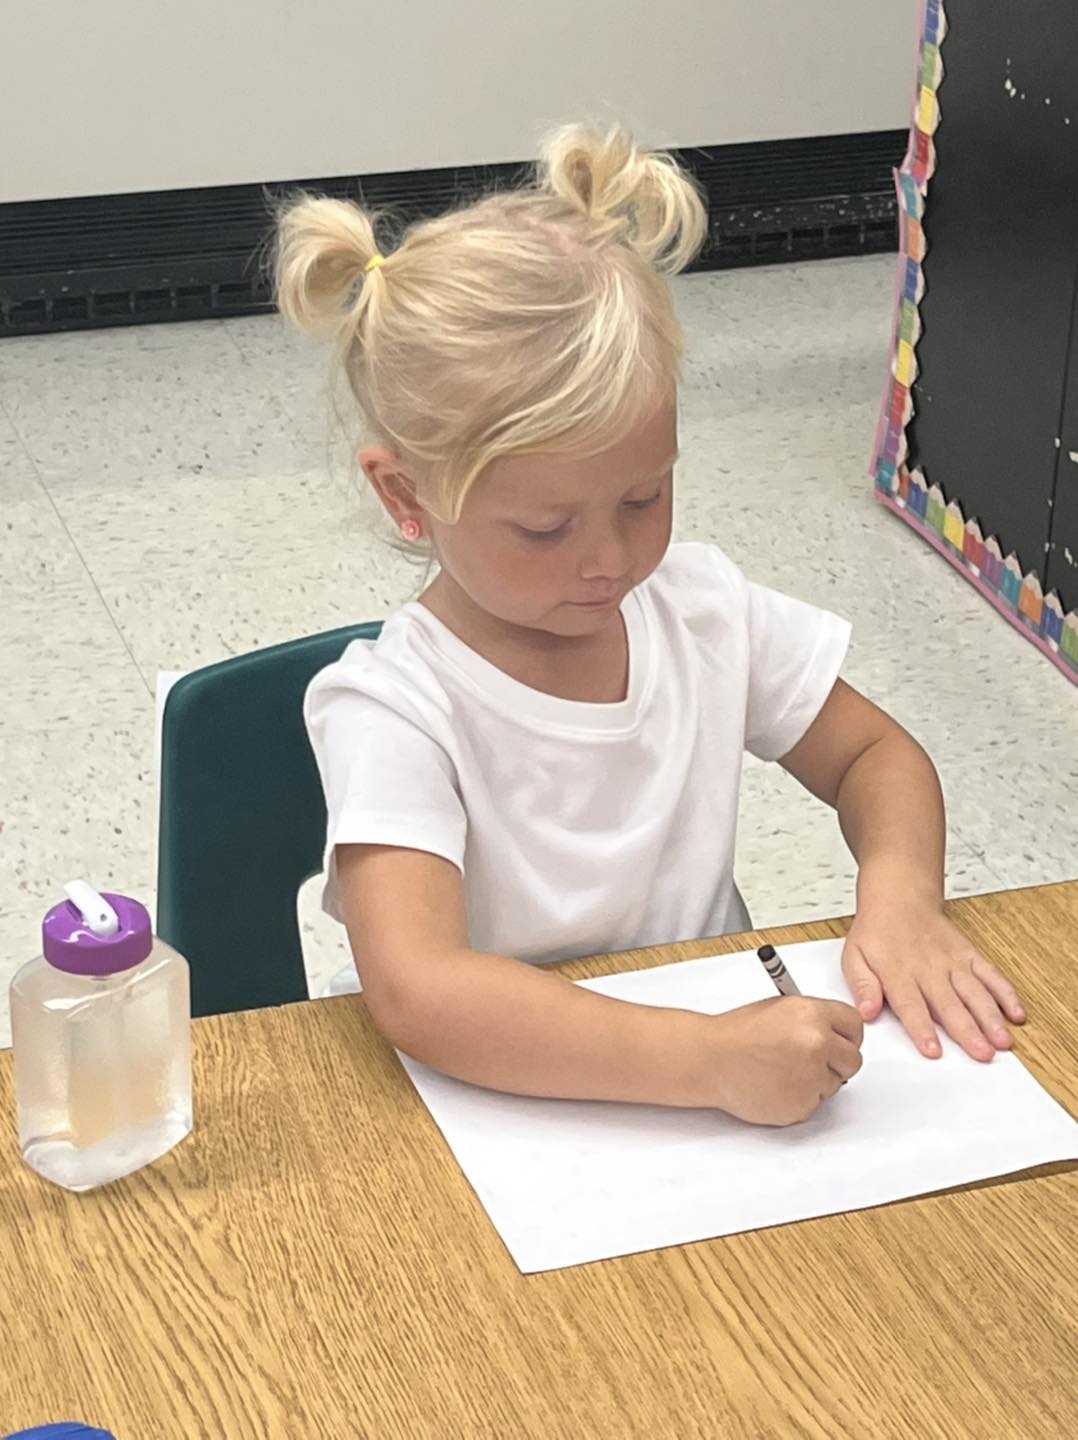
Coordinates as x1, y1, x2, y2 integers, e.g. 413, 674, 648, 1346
871, 0, 1078, 683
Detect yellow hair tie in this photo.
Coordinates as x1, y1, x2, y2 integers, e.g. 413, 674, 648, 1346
364, 254, 386, 274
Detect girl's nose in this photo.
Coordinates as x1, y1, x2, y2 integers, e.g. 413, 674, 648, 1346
579, 522, 631, 581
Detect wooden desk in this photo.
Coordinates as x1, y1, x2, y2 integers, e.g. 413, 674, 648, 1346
2, 885, 1076, 1439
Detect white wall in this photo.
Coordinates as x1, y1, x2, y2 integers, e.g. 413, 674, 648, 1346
3, 1, 920, 203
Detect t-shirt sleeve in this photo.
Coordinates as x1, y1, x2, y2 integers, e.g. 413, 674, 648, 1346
742, 578, 852, 763
304, 663, 467, 921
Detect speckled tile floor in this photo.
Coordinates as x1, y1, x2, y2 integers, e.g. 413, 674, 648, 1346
1, 255, 1075, 1044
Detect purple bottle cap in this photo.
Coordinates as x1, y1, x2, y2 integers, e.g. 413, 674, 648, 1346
42, 887, 153, 977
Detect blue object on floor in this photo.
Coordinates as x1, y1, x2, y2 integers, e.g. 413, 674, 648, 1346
4, 1427, 117, 1439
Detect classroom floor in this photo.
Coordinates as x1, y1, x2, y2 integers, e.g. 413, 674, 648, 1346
2, 254, 1075, 1046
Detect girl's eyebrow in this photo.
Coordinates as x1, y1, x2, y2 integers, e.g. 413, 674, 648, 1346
508, 453, 680, 519
623, 452, 679, 491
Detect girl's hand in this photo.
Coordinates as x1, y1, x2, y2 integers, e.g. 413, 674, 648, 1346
841, 902, 1027, 1061
704, 996, 864, 1125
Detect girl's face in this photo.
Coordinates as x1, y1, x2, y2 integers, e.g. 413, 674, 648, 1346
426, 401, 678, 639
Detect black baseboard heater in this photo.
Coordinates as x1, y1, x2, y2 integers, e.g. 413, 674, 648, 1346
0, 130, 904, 337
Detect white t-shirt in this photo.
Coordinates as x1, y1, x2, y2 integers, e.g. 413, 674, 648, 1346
305, 542, 851, 966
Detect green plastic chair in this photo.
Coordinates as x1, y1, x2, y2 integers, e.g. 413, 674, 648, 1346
156, 621, 383, 1017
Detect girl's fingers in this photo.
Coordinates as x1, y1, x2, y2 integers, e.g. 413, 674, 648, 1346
951, 969, 1013, 1051
885, 979, 942, 1058
820, 1070, 845, 1101
924, 977, 995, 1062
841, 940, 884, 1020
828, 1037, 864, 1082
971, 955, 1027, 1023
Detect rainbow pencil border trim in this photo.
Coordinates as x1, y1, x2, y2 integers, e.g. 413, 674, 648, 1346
869, 0, 1077, 685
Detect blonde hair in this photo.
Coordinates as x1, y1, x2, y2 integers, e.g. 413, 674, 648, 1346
275, 124, 706, 524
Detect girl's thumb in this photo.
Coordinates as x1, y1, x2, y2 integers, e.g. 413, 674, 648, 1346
842, 940, 884, 1020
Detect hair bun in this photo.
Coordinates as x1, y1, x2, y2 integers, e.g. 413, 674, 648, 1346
539, 123, 707, 274
274, 196, 382, 340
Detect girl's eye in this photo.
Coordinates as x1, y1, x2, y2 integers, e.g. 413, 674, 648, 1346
515, 490, 662, 539
517, 523, 568, 541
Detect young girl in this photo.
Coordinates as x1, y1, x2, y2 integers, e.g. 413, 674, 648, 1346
276, 125, 1025, 1127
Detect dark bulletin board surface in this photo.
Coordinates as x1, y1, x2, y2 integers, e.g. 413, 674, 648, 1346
909, 0, 1078, 607
1049, 282, 1078, 599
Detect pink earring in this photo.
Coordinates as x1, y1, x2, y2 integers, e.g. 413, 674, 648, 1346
400, 518, 422, 542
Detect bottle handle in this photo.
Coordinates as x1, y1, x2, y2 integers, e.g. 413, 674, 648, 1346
64, 880, 120, 938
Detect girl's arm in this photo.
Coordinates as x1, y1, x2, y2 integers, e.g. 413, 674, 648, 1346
335, 843, 863, 1122
779, 680, 1026, 1060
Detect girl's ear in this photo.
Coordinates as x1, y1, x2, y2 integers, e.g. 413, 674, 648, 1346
359, 447, 425, 531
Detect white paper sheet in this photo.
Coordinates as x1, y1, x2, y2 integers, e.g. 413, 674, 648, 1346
400, 939, 1078, 1273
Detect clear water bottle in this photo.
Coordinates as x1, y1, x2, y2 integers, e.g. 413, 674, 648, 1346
10, 881, 192, 1192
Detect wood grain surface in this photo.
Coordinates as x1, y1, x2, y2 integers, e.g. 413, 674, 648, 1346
1, 884, 1076, 1439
